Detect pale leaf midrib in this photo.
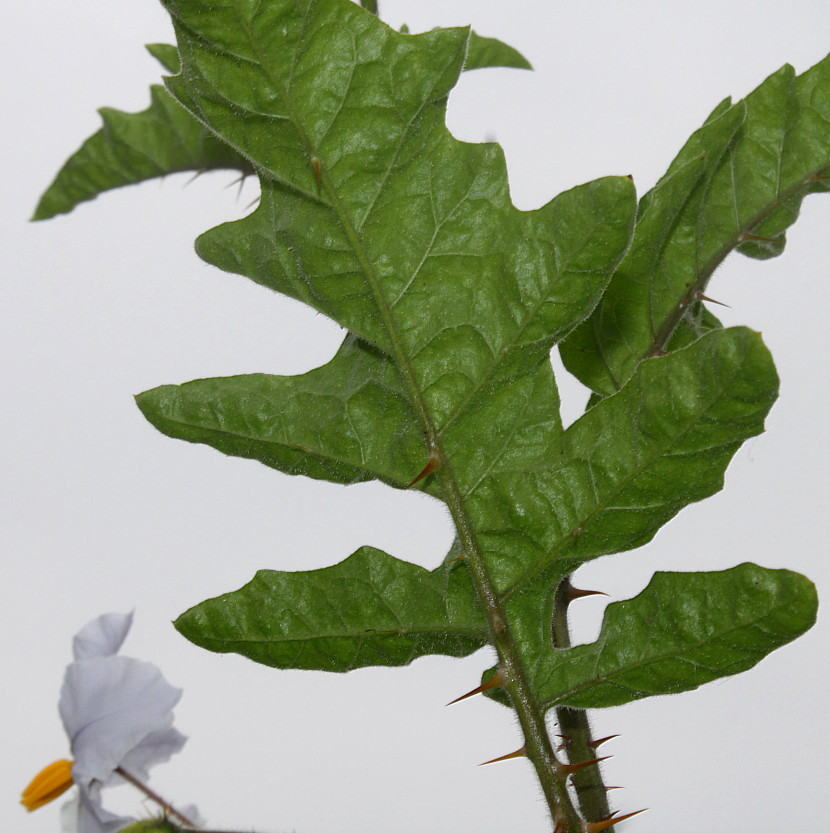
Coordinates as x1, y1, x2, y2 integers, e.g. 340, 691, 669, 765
197, 622, 488, 646
149, 408, 410, 486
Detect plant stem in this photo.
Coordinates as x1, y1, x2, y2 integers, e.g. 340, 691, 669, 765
359, 0, 378, 15
115, 767, 196, 829
436, 463, 583, 832
552, 578, 614, 828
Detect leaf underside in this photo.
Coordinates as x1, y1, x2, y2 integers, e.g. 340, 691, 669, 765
41, 0, 821, 714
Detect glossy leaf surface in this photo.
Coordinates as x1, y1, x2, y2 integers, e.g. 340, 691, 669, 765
561, 57, 830, 395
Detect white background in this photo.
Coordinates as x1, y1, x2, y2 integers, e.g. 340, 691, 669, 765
3, 1, 829, 832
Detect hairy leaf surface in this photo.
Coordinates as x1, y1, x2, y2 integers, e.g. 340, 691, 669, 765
482, 327, 777, 597
562, 57, 830, 395
534, 564, 817, 708
33, 45, 252, 221
175, 546, 487, 671
33, 28, 529, 222
136, 335, 424, 490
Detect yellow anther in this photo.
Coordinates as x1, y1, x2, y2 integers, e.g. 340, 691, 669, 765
21, 759, 74, 811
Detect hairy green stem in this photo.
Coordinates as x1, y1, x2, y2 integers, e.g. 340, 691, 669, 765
435, 464, 582, 831
359, 0, 378, 15
552, 579, 614, 828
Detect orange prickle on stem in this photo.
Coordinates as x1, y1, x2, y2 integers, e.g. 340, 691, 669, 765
21, 759, 74, 811
589, 734, 621, 750
406, 450, 439, 488
584, 809, 647, 832
479, 746, 525, 766
566, 585, 608, 601
446, 668, 505, 705
558, 755, 611, 776
696, 292, 731, 308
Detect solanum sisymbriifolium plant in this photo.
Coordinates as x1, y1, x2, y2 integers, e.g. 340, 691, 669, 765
24, 0, 830, 830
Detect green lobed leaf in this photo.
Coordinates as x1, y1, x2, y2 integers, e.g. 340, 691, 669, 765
145, 0, 636, 668
147, 0, 800, 698
142, 0, 634, 500
533, 563, 817, 708
174, 546, 488, 671
561, 57, 830, 396
37, 3, 826, 824
32, 45, 252, 221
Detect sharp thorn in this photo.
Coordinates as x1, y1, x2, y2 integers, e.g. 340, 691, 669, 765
605, 786, 624, 791
567, 586, 609, 601
224, 173, 247, 190
183, 168, 207, 187
406, 451, 439, 488
558, 755, 611, 776
584, 809, 647, 831
479, 746, 525, 766
589, 734, 621, 750
696, 292, 731, 309
447, 669, 505, 706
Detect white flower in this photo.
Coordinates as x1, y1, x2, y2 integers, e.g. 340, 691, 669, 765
22, 613, 190, 833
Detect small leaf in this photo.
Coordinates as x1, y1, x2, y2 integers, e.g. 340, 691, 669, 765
532, 563, 817, 708
464, 32, 532, 71
32, 49, 251, 221
562, 56, 830, 395
175, 546, 488, 671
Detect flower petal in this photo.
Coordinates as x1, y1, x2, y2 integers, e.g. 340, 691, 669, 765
73, 613, 134, 661
60, 656, 182, 782
118, 727, 187, 783
60, 789, 134, 833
